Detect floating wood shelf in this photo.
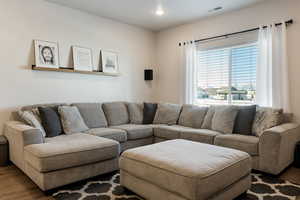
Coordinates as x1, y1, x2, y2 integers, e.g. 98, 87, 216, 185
32, 66, 120, 77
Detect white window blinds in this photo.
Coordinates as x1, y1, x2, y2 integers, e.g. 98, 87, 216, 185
196, 43, 258, 105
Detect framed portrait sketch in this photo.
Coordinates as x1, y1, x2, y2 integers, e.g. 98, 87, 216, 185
34, 40, 59, 68
100, 50, 119, 74
72, 46, 93, 72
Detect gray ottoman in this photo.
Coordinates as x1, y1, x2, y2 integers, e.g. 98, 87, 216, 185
120, 139, 251, 200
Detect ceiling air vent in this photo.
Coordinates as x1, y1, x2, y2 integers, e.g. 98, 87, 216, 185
209, 6, 223, 12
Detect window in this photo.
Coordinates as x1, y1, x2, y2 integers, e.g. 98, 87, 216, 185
196, 43, 258, 105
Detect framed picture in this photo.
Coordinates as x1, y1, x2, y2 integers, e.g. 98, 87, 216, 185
34, 40, 59, 69
100, 50, 119, 73
72, 46, 93, 71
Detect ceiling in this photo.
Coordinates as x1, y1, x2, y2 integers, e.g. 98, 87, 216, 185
46, 0, 268, 31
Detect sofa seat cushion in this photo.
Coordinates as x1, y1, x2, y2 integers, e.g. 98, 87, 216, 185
24, 133, 119, 172
153, 125, 190, 140
154, 125, 221, 144
180, 129, 221, 144
120, 139, 251, 200
214, 134, 259, 156
85, 128, 127, 142
153, 125, 180, 139
111, 124, 153, 140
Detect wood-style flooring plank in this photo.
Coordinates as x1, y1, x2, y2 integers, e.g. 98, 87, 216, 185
0, 165, 53, 200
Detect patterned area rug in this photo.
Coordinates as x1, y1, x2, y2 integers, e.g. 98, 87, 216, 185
52, 172, 300, 200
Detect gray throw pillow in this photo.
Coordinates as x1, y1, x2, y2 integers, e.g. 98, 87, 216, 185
127, 103, 143, 124
143, 102, 158, 124
201, 106, 216, 129
58, 106, 89, 134
178, 104, 208, 128
18, 110, 46, 137
233, 105, 257, 135
252, 107, 283, 137
38, 106, 63, 138
153, 103, 182, 125
211, 106, 239, 134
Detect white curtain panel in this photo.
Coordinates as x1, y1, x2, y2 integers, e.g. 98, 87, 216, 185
181, 42, 198, 104
256, 22, 290, 112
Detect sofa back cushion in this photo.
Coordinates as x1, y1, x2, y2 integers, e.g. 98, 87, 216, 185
127, 103, 143, 124
201, 106, 215, 129
58, 106, 89, 134
211, 106, 239, 134
72, 103, 108, 128
252, 107, 283, 137
233, 105, 257, 135
178, 104, 208, 128
102, 102, 129, 126
143, 102, 158, 124
38, 106, 63, 137
153, 103, 182, 125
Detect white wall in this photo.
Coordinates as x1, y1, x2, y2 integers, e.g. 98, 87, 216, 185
0, 0, 156, 131
1, 0, 300, 132
156, 0, 300, 122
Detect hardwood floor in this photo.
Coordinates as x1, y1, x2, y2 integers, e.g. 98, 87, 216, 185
0, 165, 53, 200
280, 166, 300, 185
0, 164, 299, 200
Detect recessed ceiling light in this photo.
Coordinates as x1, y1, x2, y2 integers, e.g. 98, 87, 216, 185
209, 6, 223, 12
156, 7, 165, 16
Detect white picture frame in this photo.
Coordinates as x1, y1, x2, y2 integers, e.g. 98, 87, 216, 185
100, 50, 119, 74
72, 46, 93, 72
34, 40, 60, 69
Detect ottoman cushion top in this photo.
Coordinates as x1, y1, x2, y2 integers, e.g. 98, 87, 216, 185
120, 139, 251, 200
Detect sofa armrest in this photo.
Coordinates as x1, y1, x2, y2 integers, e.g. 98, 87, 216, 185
4, 121, 44, 146
4, 121, 44, 171
259, 123, 300, 174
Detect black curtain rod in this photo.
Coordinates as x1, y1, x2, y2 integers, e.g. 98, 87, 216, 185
179, 19, 293, 46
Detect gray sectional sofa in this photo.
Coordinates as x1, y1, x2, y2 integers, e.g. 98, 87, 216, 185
3, 102, 300, 191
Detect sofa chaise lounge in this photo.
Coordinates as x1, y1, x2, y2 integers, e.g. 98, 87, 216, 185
4, 102, 300, 191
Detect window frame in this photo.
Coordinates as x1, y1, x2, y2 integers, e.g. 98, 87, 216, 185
195, 42, 258, 106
